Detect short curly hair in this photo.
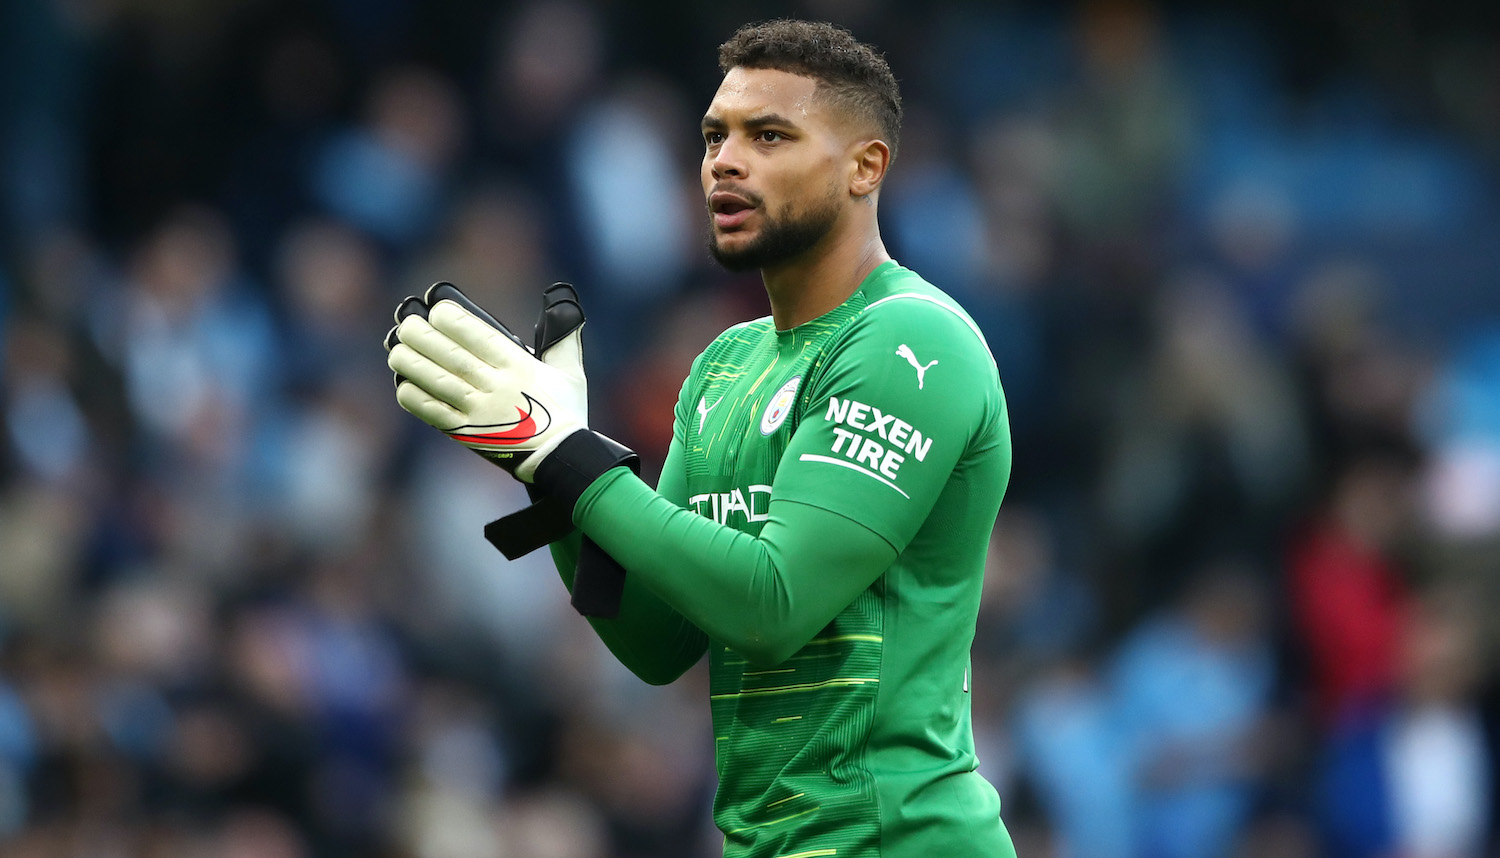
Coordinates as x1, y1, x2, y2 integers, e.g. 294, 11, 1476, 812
718, 19, 902, 159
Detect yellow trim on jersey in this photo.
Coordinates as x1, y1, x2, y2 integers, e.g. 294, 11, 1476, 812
807, 634, 883, 645
767, 792, 806, 808
710, 677, 878, 700
707, 352, 781, 453
775, 849, 837, 858
726, 806, 821, 835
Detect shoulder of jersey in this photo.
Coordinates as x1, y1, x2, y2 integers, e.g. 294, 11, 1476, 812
857, 289, 994, 364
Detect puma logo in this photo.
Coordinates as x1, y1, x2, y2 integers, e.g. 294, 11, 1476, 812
697, 396, 720, 431
896, 344, 938, 390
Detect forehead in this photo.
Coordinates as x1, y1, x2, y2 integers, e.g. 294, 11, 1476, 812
704, 66, 824, 123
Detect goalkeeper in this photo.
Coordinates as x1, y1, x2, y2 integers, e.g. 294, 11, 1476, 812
387, 19, 1015, 858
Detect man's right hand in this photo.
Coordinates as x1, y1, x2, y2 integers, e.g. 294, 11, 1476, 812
385, 281, 588, 482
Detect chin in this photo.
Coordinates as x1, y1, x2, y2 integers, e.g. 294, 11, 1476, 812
713, 229, 754, 249
708, 238, 762, 272
709, 231, 748, 255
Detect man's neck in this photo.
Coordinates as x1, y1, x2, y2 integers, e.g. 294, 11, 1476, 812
763, 229, 890, 331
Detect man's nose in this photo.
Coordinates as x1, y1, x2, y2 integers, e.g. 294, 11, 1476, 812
710, 136, 747, 180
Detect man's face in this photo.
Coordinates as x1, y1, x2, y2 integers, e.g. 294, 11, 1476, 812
700, 67, 854, 272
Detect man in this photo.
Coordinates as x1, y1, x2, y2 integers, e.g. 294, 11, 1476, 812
387, 19, 1015, 858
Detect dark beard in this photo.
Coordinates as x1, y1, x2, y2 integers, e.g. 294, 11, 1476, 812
708, 194, 841, 272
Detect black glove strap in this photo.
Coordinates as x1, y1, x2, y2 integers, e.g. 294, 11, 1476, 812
531, 430, 641, 619
532, 430, 640, 508
483, 485, 574, 560
573, 537, 628, 619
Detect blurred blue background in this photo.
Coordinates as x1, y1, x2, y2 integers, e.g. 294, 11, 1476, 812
1, 0, 1499, 856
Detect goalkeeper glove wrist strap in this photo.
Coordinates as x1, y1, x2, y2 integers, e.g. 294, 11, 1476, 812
481, 434, 633, 619
575, 536, 627, 620
531, 429, 640, 509
483, 431, 638, 559
529, 429, 640, 620
483, 485, 572, 560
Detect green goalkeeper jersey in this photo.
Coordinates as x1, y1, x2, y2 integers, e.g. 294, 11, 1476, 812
559, 260, 1014, 858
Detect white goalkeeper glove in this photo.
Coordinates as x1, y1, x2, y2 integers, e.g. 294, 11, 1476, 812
385, 281, 638, 618
386, 281, 585, 482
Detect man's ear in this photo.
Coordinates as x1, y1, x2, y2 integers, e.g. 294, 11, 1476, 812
849, 139, 891, 198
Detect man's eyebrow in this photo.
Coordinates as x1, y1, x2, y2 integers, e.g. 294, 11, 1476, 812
700, 112, 801, 131
743, 113, 799, 129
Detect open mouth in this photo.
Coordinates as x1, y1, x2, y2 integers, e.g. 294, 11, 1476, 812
710, 192, 756, 230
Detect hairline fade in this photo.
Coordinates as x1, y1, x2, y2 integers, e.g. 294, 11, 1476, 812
717, 19, 902, 160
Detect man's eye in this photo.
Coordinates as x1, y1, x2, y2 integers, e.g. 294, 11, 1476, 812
758, 131, 783, 143
705, 132, 724, 146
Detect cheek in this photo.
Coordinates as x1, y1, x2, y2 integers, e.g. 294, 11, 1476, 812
779, 170, 842, 219
767, 161, 825, 210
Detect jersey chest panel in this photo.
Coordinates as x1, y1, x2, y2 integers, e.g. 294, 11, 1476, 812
683, 329, 820, 531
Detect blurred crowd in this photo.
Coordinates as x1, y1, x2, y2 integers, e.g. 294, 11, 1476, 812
1, 0, 1499, 856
